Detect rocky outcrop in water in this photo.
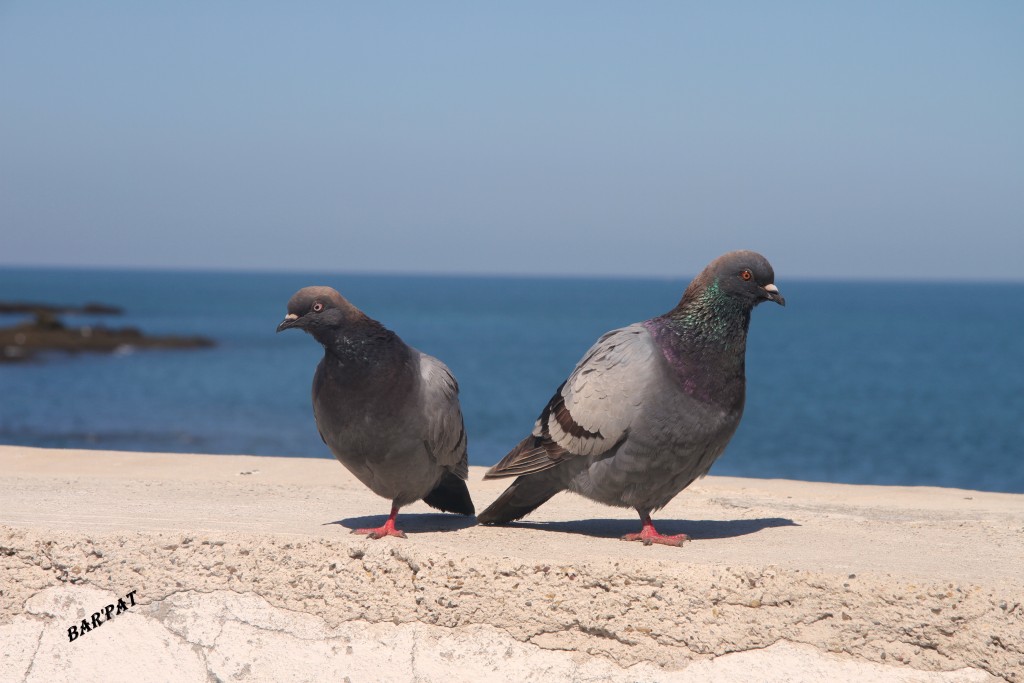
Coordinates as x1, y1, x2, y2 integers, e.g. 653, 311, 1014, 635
0, 301, 214, 363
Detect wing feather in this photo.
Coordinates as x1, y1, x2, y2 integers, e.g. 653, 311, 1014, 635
485, 324, 654, 479
419, 352, 470, 479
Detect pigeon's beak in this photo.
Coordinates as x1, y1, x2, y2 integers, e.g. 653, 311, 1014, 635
276, 313, 300, 333
762, 283, 786, 307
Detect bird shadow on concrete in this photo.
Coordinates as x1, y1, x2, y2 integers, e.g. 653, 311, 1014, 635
497, 517, 799, 541
329, 513, 478, 534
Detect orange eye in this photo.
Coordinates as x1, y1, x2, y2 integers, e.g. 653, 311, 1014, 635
312, 302, 324, 312
740, 270, 752, 281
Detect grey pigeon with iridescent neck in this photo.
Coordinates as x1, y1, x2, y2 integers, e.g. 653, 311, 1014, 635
277, 286, 474, 538
478, 251, 784, 545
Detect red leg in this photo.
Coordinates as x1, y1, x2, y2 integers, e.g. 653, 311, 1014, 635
352, 506, 407, 539
622, 514, 688, 546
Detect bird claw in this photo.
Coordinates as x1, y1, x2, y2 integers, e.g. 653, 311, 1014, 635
351, 507, 407, 539
622, 525, 689, 547
352, 525, 407, 539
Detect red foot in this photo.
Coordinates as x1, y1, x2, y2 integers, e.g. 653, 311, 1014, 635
352, 507, 407, 539
622, 515, 688, 547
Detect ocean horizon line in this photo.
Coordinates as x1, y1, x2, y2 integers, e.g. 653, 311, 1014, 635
3, 262, 1023, 287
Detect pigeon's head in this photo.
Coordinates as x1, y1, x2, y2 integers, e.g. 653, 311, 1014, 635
276, 286, 360, 335
701, 250, 785, 308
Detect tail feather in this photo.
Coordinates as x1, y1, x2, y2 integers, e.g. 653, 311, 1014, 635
423, 470, 475, 516
477, 473, 563, 525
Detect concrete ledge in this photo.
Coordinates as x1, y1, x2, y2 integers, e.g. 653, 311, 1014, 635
1, 446, 1021, 682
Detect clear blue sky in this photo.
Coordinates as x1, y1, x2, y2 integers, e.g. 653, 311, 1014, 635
2, 2, 1022, 280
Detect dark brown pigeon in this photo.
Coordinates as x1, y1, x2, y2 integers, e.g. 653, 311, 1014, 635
477, 251, 784, 546
278, 286, 473, 538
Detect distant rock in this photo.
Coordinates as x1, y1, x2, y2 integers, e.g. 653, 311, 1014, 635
0, 300, 214, 363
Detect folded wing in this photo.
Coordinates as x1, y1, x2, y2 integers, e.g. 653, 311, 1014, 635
419, 353, 470, 479
485, 324, 654, 479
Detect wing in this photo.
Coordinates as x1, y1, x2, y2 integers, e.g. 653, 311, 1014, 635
485, 323, 655, 479
419, 352, 470, 479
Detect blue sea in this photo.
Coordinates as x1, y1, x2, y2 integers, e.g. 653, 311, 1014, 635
1, 267, 1022, 493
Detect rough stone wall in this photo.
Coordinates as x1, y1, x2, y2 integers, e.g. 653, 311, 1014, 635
2, 527, 1019, 681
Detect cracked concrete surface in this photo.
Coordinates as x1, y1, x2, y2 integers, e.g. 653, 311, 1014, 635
0, 584, 1004, 683
1, 446, 1021, 681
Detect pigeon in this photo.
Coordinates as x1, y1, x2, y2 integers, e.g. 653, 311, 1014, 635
477, 251, 784, 546
277, 286, 474, 538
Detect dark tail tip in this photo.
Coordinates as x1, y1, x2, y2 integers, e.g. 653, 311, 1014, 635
423, 471, 475, 516
477, 475, 560, 525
